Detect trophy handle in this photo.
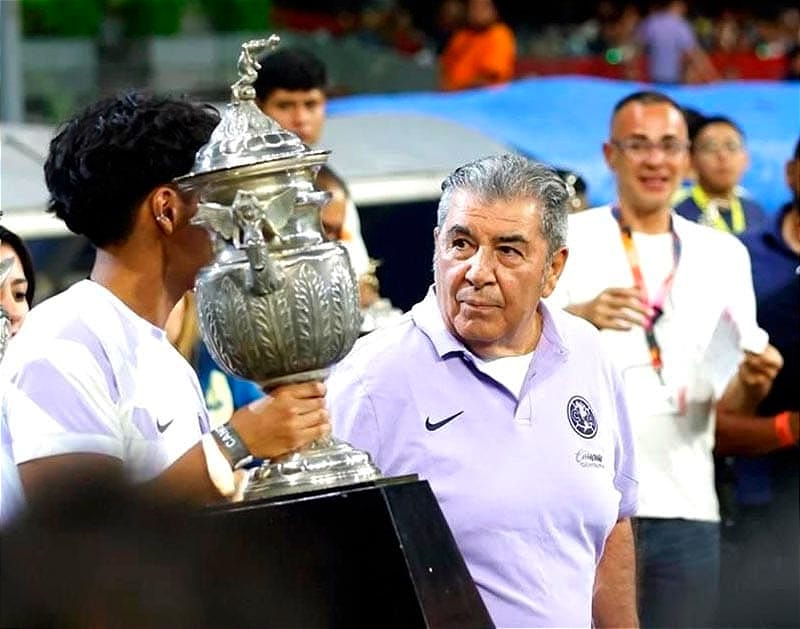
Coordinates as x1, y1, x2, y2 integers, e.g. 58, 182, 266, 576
231, 189, 288, 296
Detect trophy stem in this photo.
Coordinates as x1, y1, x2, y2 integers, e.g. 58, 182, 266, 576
243, 379, 382, 500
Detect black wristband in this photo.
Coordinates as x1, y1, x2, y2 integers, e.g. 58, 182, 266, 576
211, 422, 254, 470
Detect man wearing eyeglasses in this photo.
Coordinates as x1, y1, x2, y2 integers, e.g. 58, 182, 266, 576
674, 116, 767, 236
547, 90, 783, 628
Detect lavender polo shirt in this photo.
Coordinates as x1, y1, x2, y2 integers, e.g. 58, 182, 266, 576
328, 290, 638, 628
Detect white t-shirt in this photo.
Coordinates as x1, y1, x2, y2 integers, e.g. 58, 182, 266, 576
0, 280, 209, 524
548, 206, 761, 521
341, 197, 370, 278
473, 351, 534, 399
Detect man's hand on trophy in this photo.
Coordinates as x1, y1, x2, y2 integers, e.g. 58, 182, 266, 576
230, 381, 330, 459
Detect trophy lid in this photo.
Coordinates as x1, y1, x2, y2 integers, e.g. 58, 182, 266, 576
179, 35, 323, 182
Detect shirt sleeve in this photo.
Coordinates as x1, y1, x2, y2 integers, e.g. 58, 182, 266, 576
229, 375, 264, 411
327, 359, 382, 461
705, 238, 764, 399
610, 362, 639, 519
4, 341, 124, 464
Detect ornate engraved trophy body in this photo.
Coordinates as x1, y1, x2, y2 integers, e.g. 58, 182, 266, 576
176, 36, 380, 500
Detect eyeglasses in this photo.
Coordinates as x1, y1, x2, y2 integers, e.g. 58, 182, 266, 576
611, 138, 689, 160
693, 141, 744, 155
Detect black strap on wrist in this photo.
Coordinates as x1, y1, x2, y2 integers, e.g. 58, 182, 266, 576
211, 422, 254, 470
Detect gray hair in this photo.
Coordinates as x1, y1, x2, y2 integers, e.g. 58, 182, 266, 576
437, 154, 569, 259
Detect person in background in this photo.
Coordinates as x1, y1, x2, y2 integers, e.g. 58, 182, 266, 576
166, 292, 263, 429
547, 90, 782, 628
0, 226, 36, 338
252, 47, 376, 305
0, 92, 330, 525
0, 224, 36, 527
635, 0, 718, 84
674, 115, 767, 236
785, 43, 800, 81
328, 154, 639, 628
715, 137, 800, 628
313, 165, 400, 329
439, 0, 516, 91
430, 0, 465, 54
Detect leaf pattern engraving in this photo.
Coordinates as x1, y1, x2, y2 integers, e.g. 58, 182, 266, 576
238, 278, 264, 369
248, 284, 281, 380
325, 261, 347, 362
198, 276, 244, 375
332, 251, 362, 362
197, 244, 363, 385
268, 283, 296, 373
221, 275, 254, 374
293, 263, 328, 371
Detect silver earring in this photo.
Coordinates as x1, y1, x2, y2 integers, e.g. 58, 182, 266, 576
156, 215, 168, 223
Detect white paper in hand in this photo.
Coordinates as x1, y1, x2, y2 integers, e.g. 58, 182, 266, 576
702, 310, 769, 396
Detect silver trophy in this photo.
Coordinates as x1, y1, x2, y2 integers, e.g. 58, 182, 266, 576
176, 36, 381, 500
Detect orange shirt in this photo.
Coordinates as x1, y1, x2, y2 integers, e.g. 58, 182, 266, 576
440, 23, 516, 91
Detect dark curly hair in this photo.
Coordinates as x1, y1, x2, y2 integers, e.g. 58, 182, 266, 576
253, 48, 327, 102
44, 92, 220, 248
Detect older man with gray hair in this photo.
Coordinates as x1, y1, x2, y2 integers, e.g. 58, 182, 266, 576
327, 154, 639, 628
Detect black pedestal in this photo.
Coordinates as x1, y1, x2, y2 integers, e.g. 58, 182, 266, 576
200, 475, 493, 629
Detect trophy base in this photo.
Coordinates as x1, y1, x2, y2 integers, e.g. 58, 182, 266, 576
244, 436, 381, 500
202, 476, 494, 628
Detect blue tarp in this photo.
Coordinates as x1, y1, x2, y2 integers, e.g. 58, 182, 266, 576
329, 77, 800, 214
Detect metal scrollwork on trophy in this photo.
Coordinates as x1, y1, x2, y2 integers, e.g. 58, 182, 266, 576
175, 36, 381, 500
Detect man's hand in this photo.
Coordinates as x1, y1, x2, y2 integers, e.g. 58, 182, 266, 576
718, 344, 785, 420
230, 381, 330, 459
568, 287, 653, 331
736, 344, 783, 402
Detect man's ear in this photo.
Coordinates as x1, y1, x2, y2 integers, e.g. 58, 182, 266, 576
787, 158, 799, 195
541, 247, 569, 298
149, 185, 180, 236
602, 141, 617, 174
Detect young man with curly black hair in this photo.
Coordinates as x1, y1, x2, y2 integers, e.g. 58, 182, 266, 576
0, 93, 330, 525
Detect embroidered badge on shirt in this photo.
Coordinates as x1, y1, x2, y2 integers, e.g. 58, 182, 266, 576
567, 396, 597, 439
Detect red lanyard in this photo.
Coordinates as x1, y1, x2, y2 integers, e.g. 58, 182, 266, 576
612, 207, 682, 384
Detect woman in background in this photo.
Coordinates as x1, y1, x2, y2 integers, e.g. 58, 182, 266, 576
0, 226, 36, 338
0, 225, 36, 527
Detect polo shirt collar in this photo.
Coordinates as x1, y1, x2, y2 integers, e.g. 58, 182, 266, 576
411, 286, 570, 360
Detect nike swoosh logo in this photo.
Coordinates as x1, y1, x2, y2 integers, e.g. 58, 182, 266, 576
425, 411, 464, 432
156, 418, 174, 434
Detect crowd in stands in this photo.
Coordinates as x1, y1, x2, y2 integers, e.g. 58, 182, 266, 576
273, 0, 800, 82
1, 12, 798, 627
